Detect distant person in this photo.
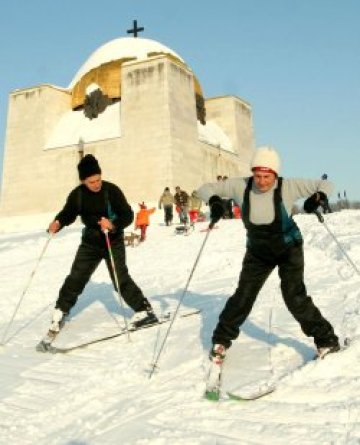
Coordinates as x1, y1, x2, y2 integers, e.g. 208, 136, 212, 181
158, 187, 174, 226
188, 190, 202, 226
232, 204, 241, 219
135, 202, 156, 242
320, 174, 332, 213
45, 155, 158, 341
174, 186, 189, 225
197, 146, 339, 395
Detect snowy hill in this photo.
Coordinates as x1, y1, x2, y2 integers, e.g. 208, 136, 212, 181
0, 210, 360, 444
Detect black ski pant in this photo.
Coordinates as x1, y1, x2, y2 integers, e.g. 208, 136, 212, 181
163, 205, 173, 225
212, 244, 338, 349
56, 238, 150, 314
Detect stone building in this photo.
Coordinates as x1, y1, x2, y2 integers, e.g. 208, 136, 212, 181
0, 35, 255, 216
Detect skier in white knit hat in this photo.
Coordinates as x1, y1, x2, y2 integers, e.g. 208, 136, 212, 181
197, 145, 339, 396
250, 145, 281, 175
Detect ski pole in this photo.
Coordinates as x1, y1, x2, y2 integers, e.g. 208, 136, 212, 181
103, 230, 131, 341
314, 210, 360, 276
1, 234, 53, 346
149, 229, 211, 378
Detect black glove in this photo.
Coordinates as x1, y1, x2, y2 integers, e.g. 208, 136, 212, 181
209, 195, 225, 228
304, 191, 328, 214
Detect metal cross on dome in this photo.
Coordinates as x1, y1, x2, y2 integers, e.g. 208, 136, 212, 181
127, 20, 144, 38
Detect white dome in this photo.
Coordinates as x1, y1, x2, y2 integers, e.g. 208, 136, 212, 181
69, 37, 185, 88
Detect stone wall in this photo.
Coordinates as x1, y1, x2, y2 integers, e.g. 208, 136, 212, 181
0, 85, 77, 215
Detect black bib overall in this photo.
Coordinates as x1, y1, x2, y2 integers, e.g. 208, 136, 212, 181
212, 178, 338, 350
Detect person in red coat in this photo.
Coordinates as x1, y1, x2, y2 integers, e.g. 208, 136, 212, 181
135, 202, 156, 241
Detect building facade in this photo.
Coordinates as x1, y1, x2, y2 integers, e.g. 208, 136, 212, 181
0, 37, 255, 216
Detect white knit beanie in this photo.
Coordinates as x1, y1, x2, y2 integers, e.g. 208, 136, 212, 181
251, 146, 281, 175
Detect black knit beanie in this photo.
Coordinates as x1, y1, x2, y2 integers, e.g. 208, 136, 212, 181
78, 154, 101, 180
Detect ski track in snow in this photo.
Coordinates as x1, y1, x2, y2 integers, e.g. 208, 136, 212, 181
0, 210, 360, 444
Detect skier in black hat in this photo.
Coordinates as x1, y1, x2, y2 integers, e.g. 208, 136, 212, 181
46, 154, 157, 338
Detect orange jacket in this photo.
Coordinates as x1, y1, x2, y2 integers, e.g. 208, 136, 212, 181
135, 207, 155, 227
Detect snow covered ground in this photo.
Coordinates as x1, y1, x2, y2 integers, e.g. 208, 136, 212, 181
0, 208, 359, 444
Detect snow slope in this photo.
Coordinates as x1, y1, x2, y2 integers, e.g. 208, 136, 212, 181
0, 209, 360, 444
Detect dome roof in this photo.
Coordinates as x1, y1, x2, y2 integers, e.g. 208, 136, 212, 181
69, 37, 185, 88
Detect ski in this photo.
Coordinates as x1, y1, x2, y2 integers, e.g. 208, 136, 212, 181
226, 385, 276, 402
199, 225, 218, 233
226, 345, 347, 402
36, 309, 201, 354
226, 352, 317, 402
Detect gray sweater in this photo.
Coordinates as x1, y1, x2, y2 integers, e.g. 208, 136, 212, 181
197, 177, 333, 225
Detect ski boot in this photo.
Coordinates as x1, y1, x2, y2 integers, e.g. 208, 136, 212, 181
316, 336, 340, 359
317, 344, 340, 359
129, 309, 158, 330
205, 344, 227, 401
36, 308, 67, 352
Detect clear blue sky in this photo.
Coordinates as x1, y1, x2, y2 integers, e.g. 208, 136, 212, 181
1, 0, 359, 199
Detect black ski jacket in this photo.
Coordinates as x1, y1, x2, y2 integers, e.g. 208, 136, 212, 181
54, 181, 133, 246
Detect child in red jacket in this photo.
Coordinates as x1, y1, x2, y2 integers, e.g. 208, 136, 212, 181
135, 202, 156, 241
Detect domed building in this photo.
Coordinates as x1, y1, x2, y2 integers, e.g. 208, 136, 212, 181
0, 34, 255, 216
